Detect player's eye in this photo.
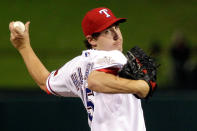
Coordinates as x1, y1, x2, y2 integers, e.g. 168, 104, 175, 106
104, 29, 109, 34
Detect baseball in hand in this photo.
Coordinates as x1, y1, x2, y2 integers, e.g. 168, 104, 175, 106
13, 21, 25, 32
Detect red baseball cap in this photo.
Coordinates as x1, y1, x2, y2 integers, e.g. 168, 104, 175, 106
82, 7, 126, 37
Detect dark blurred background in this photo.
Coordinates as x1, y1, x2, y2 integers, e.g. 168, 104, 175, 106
0, 0, 197, 131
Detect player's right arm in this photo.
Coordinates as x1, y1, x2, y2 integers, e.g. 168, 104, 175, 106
9, 21, 50, 92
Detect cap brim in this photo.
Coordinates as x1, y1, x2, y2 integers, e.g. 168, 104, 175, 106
94, 18, 127, 33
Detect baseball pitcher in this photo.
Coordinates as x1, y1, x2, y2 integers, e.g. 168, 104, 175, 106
9, 7, 157, 131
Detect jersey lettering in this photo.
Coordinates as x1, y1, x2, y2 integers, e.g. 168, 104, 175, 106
70, 62, 95, 122
84, 63, 95, 121
84, 63, 94, 80
71, 67, 83, 91
86, 88, 94, 121
99, 9, 111, 18
71, 73, 80, 91
78, 68, 83, 85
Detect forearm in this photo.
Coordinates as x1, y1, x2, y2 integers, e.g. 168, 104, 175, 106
18, 45, 50, 92
9, 21, 50, 92
88, 71, 149, 98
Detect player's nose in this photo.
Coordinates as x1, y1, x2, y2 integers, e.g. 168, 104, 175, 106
110, 27, 119, 41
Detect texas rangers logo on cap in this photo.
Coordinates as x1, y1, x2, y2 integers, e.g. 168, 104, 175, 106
99, 9, 111, 18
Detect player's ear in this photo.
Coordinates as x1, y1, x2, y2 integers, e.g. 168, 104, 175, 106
86, 35, 97, 47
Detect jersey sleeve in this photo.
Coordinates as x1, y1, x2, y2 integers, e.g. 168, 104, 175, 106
46, 68, 77, 97
92, 50, 127, 72
46, 57, 82, 97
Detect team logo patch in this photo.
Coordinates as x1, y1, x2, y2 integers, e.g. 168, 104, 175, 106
96, 56, 115, 66
85, 52, 90, 57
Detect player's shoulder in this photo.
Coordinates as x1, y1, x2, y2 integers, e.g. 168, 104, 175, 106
82, 49, 125, 58
82, 49, 127, 70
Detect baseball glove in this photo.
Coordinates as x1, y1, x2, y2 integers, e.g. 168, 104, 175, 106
118, 46, 158, 99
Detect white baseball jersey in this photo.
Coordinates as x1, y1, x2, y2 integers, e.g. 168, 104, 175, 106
46, 49, 146, 131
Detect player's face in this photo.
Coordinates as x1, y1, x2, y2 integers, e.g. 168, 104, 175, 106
91, 24, 123, 51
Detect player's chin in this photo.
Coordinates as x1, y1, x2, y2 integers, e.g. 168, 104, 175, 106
118, 48, 123, 52
114, 45, 123, 52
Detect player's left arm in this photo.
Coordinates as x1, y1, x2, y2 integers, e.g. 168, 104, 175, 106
88, 70, 149, 98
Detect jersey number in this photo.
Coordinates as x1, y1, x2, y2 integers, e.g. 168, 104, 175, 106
71, 65, 95, 122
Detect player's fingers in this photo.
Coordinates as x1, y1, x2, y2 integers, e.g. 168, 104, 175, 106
11, 31, 18, 38
126, 51, 134, 60
9, 21, 15, 33
10, 33, 15, 41
25, 21, 30, 32
12, 27, 24, 35
9, 21, 25, 35
9, 24, 18, 37
10, 32, 21, 41
11, 28, 24, 40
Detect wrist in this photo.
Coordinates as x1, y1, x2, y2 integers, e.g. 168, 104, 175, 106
136, 80, 150, 98
18, 43, 31, 51
18, 44, 32, 55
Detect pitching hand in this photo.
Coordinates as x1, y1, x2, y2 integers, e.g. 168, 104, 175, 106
9, 21, 31, 50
